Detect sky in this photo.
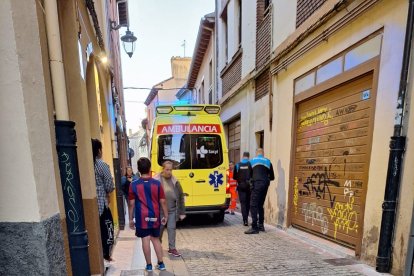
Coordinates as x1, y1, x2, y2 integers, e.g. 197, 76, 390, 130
120, 0, 215, 134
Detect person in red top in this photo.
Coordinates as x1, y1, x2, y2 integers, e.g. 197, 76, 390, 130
226, 161, 238, 215
129, 157, 168, 272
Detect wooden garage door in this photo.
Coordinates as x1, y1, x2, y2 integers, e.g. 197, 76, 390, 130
291, 73, 374, 249
228, 119, 241, 164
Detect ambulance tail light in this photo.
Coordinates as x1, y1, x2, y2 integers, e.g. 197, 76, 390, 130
226, 183, 230, 193
156, 106, 173, 114
204, 106, 220, 114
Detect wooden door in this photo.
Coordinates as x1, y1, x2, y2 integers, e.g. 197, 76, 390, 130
228, 119, 241, 164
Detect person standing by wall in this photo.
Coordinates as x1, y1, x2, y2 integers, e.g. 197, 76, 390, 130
91, 139, 115, 264
121, 166, 138, 218
121, 166, 138, 198
154, 161, 186, 257
129, 157, 168, 272
245, 148, 274, 234
233, 152, 252, 226
226, 161, 238, 215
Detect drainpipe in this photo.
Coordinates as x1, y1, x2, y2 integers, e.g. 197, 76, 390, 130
45, 0, 69, 120
405, 204, 414, 275
44, 0, 90, 275
376, 0, 414, 272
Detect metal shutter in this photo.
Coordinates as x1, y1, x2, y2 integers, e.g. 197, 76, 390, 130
291, 73, 374, 250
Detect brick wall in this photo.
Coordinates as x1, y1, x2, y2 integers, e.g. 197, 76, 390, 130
256, 12, 271, 70
296, 0, 326, 27
221, 53, 242, 96
255, 68, 270, 101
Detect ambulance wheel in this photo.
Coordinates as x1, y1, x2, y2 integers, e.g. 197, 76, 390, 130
213, 210, 225, 223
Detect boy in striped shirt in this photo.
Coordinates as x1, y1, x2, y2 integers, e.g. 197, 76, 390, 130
129, 157, 168, 272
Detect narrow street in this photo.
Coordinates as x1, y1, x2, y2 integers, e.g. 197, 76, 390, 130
3, 0, 414, 275
108, 212, 384, 276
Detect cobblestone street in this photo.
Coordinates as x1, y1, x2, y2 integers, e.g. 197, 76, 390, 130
108, 212, 387, 276
173, 212, 383, 276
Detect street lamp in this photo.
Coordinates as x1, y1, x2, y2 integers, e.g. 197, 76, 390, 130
110, 21, 137, 58
121, 28, 137, 58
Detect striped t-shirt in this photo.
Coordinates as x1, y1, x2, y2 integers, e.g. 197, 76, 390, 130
129, 177, 165, 229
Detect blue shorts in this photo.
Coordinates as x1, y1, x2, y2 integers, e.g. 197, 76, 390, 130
135, 227, 160, 238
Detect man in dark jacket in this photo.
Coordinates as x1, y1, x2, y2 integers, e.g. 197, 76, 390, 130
233, 152, 252, 226
245, 148, 275, 234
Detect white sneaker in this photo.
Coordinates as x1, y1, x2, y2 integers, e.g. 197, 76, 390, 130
104, 259, 111, 269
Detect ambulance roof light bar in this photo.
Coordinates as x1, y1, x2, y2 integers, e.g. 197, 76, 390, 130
204, 106, 220, 114
156, 105, 221, 115
156, 106, 173, 114
174, 106, 204, 111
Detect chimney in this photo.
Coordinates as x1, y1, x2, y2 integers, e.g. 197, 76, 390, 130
171, 57, 192, 79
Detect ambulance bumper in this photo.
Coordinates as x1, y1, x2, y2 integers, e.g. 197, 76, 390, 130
185, 198, 230, 214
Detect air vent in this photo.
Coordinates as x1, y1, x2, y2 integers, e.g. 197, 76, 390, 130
117, 0, 129, 27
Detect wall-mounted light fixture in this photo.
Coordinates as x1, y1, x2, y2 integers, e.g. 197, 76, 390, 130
120, 28, 137, 58
110, 21, 137, 58
109, 0, 136, 58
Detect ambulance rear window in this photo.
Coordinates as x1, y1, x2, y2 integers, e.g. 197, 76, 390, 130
157, 134, 223, 169
192, 135, 223, 169
158, 134, 191, 169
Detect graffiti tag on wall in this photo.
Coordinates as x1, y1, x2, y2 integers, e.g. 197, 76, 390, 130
327, 188, 358, 239
299, 165, 340, 208
344, 180, 354, 199
293, 177, 299, 214
302, 202, 329, 234
60, 152, 80, 232
299, 107, 333, 129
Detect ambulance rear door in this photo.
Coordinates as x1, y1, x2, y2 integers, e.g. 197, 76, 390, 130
155, 116, 193, 206
189, 117, 227, 207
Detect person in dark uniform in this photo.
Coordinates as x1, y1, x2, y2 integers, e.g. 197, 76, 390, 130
245, 148, 275, 234
233, 152, 252, 226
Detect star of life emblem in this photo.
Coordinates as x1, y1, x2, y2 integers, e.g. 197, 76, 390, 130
209, 171, 223, 189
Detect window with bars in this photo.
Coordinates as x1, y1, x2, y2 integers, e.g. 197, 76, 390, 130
296, 0, 326, 28
255, 69, 270, 101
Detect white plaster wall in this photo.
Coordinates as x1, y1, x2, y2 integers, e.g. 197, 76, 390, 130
272, 0, 297, 50
221, 86, 250, 160
220, 81, 272, 161
241, 0, 257, 77
0, 0, 40, 222
0, 0, 59, 222
252, 95, 269, 134
221, 87, 248, 123
268, 0, 408, 269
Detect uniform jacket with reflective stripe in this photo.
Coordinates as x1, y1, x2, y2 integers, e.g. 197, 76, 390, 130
250, 154, 275, 182
233, 158, 252, 184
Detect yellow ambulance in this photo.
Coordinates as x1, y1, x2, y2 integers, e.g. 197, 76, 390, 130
150, 104, 230, 222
